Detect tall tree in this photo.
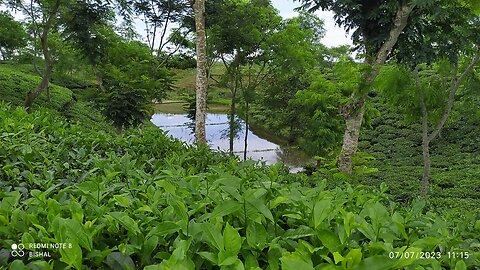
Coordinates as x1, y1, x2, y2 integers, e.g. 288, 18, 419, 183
133, 0, 190, 61
194, 0, 207, 144
296, 0, 416, 173
206, 0, 282, 153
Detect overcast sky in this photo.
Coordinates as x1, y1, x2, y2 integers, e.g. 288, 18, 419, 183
270, 0, 352, 48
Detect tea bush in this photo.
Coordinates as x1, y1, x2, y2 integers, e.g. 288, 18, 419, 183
359, 99, 480, 213
0, 64, 111, 130
1, 103, 479, 269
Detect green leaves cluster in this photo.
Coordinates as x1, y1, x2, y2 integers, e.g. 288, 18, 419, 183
1, 103, 479, 269
0, 11, 28, 60
94, 36, 175, 131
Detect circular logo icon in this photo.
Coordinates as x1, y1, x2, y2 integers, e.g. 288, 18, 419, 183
11, 243, 25, 257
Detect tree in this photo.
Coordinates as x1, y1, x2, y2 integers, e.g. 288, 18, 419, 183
8, 0, 64, 109
61, 0, 112, 92
377, 53, 479, 196
296, 0, 416, 173
83, 30, 174, 133
194, 0, 207, 144
133, 0, 190, 60
288, 57, 361, 157
375, 0, 480, 196
0, 12, 27, 60
206, 0, 282, 153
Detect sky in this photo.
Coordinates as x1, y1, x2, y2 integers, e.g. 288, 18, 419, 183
3, 0, 352, 49
270, 0, 352, 48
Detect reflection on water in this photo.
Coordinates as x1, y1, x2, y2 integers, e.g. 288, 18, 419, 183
151, 113, 310, 172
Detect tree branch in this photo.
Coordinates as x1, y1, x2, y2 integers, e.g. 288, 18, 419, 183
428, 49, 480, 142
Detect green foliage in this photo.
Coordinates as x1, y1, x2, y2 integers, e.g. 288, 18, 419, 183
100, 65, 152, 131
61, 0, 113, 64
164, 53, 196, 70
254, 59, 362, 156
88, 34, 175, 131
0, 64, 109, 129
296, 0, 404, 56
0, 103, 479, 269
0, 12, 28, 60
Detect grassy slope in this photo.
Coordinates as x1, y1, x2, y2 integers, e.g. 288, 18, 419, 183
0, 64, 112, 131
359, 99, 480, 212
169, 63, 231, 104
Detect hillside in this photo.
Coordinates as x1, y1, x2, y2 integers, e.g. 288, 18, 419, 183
170, 66, 480, 214
0, 64, 111, 131
169, 64, 231, 104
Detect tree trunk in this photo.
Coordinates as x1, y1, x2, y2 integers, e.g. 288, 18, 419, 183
418, 50, 480, 196
92, 64, 106, 92
337, 99, 365, 174
420, 112, 430, 197
243, 101, 249, 161
25, 60, 54, 110
229, 89, 236, 154
419, 85, 430, 197
337, 3, 414, 174
194, 0, 208, 145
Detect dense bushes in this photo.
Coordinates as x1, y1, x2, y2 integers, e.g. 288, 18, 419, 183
1, 103, 479, 269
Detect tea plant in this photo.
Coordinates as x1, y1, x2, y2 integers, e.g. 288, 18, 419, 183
1, 103, 479, 269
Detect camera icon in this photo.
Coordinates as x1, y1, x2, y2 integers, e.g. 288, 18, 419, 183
11, 243, 25, 257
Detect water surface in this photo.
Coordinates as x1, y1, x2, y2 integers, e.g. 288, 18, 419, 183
151, 111, 310, 171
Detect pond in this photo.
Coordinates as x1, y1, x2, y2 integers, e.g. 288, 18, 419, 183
151, 103, 311, 172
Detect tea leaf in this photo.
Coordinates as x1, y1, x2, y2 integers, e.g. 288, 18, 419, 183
146, 222, 180, 239
247, 222, 267, 250
247, 198, 274, 222
59, 242, 83, 270
113, 195, 130, 207
316, 229, 341, 253
108, 212, 140, 235
280, 253, 314, 270
105, 252, 135, 270
313, 198, 331, 228
209, 200, 242, 220
224, 223, 242, 254
202, 223, 224, 250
